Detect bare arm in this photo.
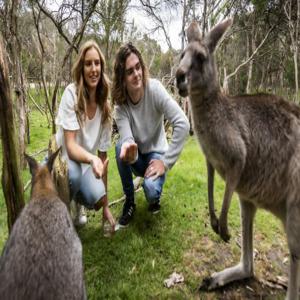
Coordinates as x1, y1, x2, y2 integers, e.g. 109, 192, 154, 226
98, 151, 108, 191
98, 150, 115, 228
64, 130, 105, 178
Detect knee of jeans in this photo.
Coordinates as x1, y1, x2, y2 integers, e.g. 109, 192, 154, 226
69, 169, 82, 192
143, 178, 161, 203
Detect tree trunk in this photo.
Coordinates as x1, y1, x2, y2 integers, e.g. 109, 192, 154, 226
181, 0, 187, 51
246, 23, 256, 94
48, 136, 70, 209
293, 48, 298, 102
6, 0, 28, 169
222, 67, 229, 94
0, 36, 25, 232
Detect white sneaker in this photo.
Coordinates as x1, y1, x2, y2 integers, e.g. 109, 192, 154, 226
75, 203, 87, 226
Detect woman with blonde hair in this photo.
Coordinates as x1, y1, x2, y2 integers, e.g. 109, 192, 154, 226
56, 40, 115, 232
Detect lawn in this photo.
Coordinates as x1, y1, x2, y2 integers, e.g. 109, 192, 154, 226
0, 111, 288, 299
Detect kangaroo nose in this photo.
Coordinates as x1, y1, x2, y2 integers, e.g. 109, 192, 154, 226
176, 68, 186, 87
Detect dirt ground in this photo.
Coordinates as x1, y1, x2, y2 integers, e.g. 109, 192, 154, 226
183, 234, 288, 299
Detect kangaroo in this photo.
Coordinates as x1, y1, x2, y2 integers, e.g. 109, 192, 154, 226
0, 149, 86, 300
176, 19, 300, 300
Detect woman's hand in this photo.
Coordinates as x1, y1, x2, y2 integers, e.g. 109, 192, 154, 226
90, 155, 109, 179
120, 142, 138, 164
103, 205, 115, 231
145, 159, 165, 180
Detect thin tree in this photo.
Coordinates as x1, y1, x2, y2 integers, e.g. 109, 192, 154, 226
284, 0, 300, 102
0, 35, 25, 232
2, 0, 28, 168
34, 0, 100, 133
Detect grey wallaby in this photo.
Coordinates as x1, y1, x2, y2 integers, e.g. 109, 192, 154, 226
176, 19, 300, 300
0, 148, 86, 300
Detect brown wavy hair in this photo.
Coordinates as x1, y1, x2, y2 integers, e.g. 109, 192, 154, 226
72, 40, 111, 125
112, 42, 149, 106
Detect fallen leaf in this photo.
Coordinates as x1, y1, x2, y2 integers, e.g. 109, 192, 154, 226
283, 257, 289, 264
164, 272, 184, 288
129, 265, 136, 275
152, 259, 155, 269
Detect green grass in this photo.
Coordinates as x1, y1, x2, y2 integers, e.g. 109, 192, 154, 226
0, 110, 52, 247
0, 112, 287, 299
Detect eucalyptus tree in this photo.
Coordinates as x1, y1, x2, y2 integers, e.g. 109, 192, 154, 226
0, 0, 28, 168
91, 0, 130, 71
0, 36, 25, 232
284, 0, 300, 102
32, 0, 100, 133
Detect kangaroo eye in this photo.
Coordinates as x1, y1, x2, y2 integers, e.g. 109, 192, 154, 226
180, 52, 185, 60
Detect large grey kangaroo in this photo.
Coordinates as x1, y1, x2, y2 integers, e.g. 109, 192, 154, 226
0, 149, 86, 300
176, 19, 300, 300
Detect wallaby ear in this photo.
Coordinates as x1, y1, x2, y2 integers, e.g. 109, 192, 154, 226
203, 19, 232, 52
186, 21, 201, 43
47, 147, 61, 173
25, 153, 38, 176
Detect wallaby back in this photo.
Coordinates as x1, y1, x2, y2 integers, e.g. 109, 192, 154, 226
0, 149, 86, 300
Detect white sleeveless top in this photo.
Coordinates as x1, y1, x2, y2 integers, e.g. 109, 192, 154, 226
55, 83, 111, 174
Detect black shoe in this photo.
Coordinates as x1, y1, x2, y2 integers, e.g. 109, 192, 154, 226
118, 201, 136, 227
148, 202, 160, 214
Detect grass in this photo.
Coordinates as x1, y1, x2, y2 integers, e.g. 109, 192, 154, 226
0, 111, 287, 299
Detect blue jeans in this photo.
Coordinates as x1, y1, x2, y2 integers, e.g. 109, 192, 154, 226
68, 159, 106, 209
115, 141, 166, 204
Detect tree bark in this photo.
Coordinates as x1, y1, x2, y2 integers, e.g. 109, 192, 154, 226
284, 0, 299, 102
5, 0, 28, 169
246, 21, 256, 94
48, 136, 70, 209
0, 36, 25, 232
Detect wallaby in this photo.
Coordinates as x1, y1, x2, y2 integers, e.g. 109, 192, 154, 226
0, 148, 86, 300
176, 19, 300, 300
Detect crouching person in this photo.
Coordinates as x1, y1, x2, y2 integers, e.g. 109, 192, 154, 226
0, 149, 86, 300
112, 43, 190, 227
56, 40, 115, 231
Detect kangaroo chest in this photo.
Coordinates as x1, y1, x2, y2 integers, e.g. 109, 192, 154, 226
193, 119, 229, 179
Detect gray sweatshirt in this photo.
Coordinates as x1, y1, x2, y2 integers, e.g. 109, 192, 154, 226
114, 78, 189, 170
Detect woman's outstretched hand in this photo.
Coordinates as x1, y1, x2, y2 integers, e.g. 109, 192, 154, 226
103, 205, 116, 234
120, 142, 138, 164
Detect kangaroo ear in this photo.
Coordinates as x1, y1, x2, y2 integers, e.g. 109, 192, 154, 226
25, 153, 38, 177
47, 147, 61, 173
187, 21, 202, 43
204, 19, 232, 52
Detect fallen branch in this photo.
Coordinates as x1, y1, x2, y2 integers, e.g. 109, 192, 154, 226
28, 92, 46, 115
258, 276, 287, 290
31, 148, 48, 158
109, 186, 143, 207
109, 177, 143, 207
24, 179, 31, 192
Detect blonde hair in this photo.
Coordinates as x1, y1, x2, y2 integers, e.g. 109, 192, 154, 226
72, 40, 111, 125
112, 42, 149, 106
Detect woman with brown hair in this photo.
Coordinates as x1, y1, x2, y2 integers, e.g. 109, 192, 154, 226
112, 43, 189, 227
56, 40, 115, 233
